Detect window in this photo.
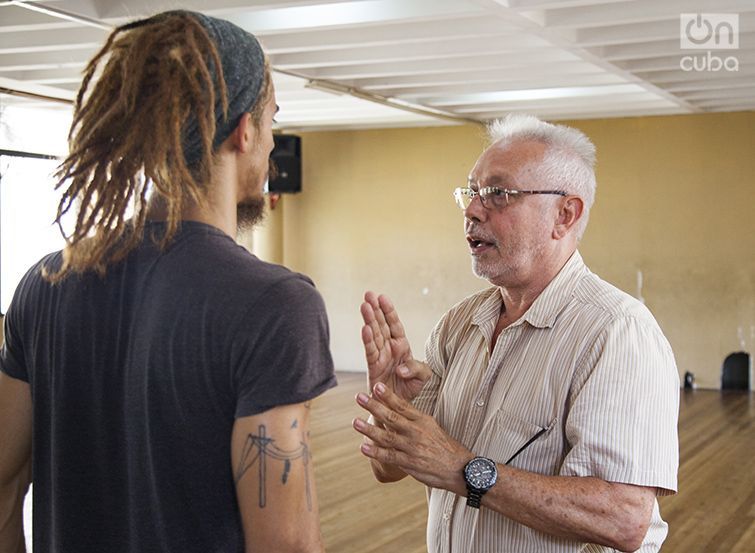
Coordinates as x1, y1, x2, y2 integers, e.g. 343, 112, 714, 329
0, 96, 72, 314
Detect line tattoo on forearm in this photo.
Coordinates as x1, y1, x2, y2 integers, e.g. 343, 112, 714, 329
234, 424, 312, 510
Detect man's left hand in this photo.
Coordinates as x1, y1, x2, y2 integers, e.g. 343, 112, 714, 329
353, 382, 472, 495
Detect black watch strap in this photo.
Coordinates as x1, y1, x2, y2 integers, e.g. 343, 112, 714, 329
466, 487, 483, 508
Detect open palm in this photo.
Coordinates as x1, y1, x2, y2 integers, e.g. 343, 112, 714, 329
360, 292, 428, 401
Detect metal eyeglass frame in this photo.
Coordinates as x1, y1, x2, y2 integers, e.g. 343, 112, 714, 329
453, 186, 568, 210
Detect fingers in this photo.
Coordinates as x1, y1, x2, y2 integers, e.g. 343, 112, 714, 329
352, 394, 414, 469
359, 438, 408, 467
364, 291, 392, 343
360, 300, 375, 325
373, 382, 420, 420
361, 325, 380, 364
356, 384, 421, 424
352, 417, 406, 451
364, 291, 407, 350
377, 295, 407, 341
360, 297, 386, 353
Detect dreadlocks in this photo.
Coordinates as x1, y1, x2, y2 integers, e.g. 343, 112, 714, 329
45, 11, 272, 282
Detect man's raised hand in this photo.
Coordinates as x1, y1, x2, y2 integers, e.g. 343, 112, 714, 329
360, 291, 430, 402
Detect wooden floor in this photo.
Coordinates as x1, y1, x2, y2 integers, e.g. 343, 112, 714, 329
311, 372, 428, 553
311, 373, 755, 553
658, 390, 755, 553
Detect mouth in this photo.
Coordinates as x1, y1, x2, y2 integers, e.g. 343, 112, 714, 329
466, 235, 497, 254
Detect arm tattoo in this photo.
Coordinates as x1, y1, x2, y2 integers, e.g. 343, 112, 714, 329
235, 424, 312, 510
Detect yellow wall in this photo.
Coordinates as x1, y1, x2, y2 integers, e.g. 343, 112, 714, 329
274, 111, 755, 389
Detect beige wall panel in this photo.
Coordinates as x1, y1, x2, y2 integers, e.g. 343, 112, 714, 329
276, 112, 754, 389
567, 113, 755, 389
280, 125, 492, 372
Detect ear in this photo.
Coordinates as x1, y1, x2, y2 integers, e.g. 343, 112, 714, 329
229, 112, 254, 153
552, 196, 583, 240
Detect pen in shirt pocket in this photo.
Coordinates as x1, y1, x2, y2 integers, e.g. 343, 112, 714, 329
504, 419, 556, 465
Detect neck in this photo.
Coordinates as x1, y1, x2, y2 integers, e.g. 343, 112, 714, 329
496, 246, 576, 327
146, 159, 239, 237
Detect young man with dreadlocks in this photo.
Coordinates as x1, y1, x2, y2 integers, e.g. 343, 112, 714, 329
0, 10, 335, 553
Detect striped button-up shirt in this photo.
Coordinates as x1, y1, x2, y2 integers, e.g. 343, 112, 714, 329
414, 251, 679, 553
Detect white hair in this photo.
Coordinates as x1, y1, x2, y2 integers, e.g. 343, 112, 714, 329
487, 114, 597, 240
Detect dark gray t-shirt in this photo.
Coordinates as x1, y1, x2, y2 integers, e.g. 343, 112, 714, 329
0, 221, 337, 553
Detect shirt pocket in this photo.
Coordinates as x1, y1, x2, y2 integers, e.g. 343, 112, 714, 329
474, 409, 560, 474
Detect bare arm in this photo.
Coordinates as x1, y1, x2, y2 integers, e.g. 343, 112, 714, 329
354, 383, 655, 552
0, 372, 32, 553
481, 466, 655, 552
232, 402, 323, 553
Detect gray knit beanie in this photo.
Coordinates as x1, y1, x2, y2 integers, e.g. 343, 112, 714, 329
174, 10, 266, 166
117, 10, 266, 167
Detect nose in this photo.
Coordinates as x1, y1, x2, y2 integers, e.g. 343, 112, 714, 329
464, 194, 486, 223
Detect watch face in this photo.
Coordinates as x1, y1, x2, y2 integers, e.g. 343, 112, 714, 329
465, 457, 497, 490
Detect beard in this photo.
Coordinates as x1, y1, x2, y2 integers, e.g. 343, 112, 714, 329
237, 196, 266, 232
469, 227, 549, 286
236, 157, 272, 232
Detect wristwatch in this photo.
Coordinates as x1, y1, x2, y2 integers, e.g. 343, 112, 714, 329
463, 456, 498, 508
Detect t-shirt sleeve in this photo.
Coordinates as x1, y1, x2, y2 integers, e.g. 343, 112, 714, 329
231, 275, 336, 418
560, 315, 680, 495
0, 268, 32, 382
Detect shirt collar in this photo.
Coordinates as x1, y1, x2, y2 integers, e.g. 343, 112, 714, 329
470, 250, 588, 330
471, 287, 503, 327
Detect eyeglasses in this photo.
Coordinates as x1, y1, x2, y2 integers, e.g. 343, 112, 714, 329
453, 186, 567, 210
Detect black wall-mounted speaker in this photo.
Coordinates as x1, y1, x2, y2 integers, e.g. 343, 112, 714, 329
269, 134, 301, 193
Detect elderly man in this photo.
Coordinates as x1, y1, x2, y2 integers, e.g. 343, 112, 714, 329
354, 114, 679, 552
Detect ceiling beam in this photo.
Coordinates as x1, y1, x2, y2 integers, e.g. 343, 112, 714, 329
269, 38, 558, 69
616, 53, 755, 73
7, 0, 110, 29
93, 0, 376, 19
662, 75, 755, 92
0, 74, 74, 103
466, 103, 685, 121
371, 74, 626, 97
506, 0, 628, 10
0, 48, 95, 72
543, 0, 755, 30
575, 16, 755, 48
676, 88, 755, 102
0, 26, 108, 53
257, 15, 528, 52
448, 92, 673, 114
467, 0, 701, 113
226, 0, 483, 34
301, 56, 596, 80
634, 69, 750, 85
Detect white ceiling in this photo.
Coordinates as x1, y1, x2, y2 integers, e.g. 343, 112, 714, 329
0, 0, 753, 130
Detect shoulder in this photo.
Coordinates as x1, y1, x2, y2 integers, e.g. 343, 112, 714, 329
216, 255, 327, 329
252, 269, 325, 314
556, 268, 676, 369
571, 270, 660, 329
442, 287, 498, 324
428, 286, 496, 348
568, 270, 676, 370
9, 250, 64, 302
